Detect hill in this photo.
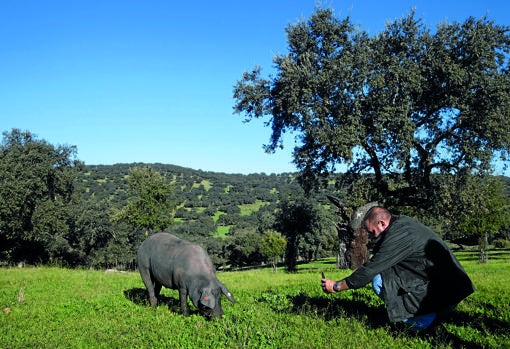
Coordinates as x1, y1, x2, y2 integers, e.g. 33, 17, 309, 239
76, 163, 510, 226
71, 163, 510, 269
75, 163, 339, 237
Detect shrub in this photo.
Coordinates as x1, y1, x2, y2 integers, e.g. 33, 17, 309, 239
493, 239, 510, 248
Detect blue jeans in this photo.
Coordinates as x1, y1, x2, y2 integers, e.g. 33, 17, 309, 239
371, 274, 436, 331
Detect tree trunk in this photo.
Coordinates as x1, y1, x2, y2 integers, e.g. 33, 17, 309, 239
478, 232, 489, 264
337, 242, 348, 269
349, 227, 368, 270
285, 236, 298, 272
271, 256, 278, 272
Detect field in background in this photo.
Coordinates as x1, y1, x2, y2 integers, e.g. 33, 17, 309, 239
1, 251, 509, 348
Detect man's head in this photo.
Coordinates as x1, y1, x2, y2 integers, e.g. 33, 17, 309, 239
362, 206, 392, 238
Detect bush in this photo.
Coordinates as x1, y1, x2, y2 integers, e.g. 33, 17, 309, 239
493, 239, 510, 248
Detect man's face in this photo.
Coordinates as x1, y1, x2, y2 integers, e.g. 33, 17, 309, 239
364, 220, 384, 238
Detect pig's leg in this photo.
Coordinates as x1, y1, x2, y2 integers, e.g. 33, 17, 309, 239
154, 281, 162, 299
178, 288, 190, 316
140, 271, 158, 308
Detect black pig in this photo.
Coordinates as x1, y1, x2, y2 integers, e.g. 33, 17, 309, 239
136, 232, 235, 317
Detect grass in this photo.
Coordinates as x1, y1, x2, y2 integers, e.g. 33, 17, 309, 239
239, 200, 269, 216
1, 251, 509, 348
214, 225, 231, 238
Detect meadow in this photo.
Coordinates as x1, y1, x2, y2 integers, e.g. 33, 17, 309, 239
1, 251, 509, 349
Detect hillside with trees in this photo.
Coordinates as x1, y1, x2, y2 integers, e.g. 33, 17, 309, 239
0, 130, 347, 270
1, 129, 508, 271
73, 162, 340, 269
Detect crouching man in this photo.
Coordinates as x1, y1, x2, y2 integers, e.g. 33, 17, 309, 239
321, 206, 475, 331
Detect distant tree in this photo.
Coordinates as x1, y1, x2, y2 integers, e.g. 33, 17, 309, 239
298, 206, 337, 262
201, 236, 228, 269
233, 8, 510, 213
67, 197, 115, 267
255, 205, 277, 234
449, 175, 510, 263
275, 198, 326, 271
98, 220, 139, 270
202, 206, 217, 217
222, 204, 241, 216
192, 216, 217, 236
114, 166, 174, 237
0, 129, 82, 264
31, 197, 72, 264
260, 230, 287, 272
216, 212, 238, 226
326, 196, 352, 269
225, 229, 264, 268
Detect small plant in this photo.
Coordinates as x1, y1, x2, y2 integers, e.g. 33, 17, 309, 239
258, 290, 292, 312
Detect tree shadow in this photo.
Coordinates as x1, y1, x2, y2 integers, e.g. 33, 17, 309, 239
257, 291, 507, 349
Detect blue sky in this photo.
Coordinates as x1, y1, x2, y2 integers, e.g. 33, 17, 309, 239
1, 1, 509, 174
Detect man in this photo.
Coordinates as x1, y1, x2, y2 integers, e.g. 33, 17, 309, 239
321, 206, 475, 331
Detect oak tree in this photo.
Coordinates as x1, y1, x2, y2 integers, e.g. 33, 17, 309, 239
0, 129, 82, 263
233, 8, 510, 213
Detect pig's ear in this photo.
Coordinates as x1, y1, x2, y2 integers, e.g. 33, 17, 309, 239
200, 289, 215, 309
218, 281, 235, 303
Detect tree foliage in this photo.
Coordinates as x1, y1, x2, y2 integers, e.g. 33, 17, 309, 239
67, 198, 115, 267
449, 175, 510, 262
114, 166, 174, 236
275, 198, 334, 271
233, 8, 510, 212
0, 129, 81, 263
260, 230, 287, 272
225, 228, 264, 268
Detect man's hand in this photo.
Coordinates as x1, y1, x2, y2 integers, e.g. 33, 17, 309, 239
321, 273, 349, 293
321, 273, 337, 293
321, 278, 337, 293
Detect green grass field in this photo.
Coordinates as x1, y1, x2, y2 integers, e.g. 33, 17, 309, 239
1, 251, 509, 348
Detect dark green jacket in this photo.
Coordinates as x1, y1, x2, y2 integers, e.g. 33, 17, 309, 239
345, 215, 475, 322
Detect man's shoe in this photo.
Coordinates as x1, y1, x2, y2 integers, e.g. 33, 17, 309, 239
402, 312, 437, 331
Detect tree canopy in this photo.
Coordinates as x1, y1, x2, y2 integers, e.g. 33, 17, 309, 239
260, 230, 287, 272
0, 129, 82, 263
233, 8, 510, 212
275, 197, 335, 271
114, 166, 175, 236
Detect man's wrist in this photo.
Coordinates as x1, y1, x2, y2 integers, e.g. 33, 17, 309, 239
333, 282, 339, 292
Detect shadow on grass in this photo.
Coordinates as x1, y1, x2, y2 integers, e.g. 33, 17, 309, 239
124, 288, 150, 306
124, 287, 197, 315
257, 291, 507, 349
434, 304, 509, 339
403, 308, 509, 349
288, 292, 388, 327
